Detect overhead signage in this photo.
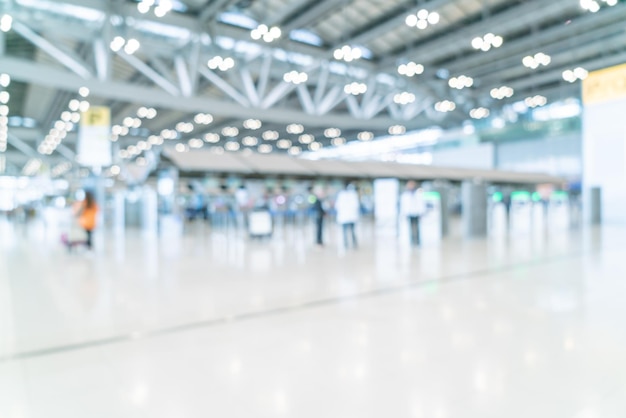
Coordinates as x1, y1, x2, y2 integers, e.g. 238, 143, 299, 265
582, 63, 626, 105
77, 106, 112, 168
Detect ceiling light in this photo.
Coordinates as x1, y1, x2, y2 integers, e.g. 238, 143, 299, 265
435, 100, 456, 112
208, 56, 235, 71
286, 123, 304, 134
357, 131, 374, 141
309, 142, 322, 151
469, 107, 490, 119
0, 14, 12, 32
581, 0, 615, 11
0, 74, 10, 88
204, 133, 220, 143
471, 33, 503, 51
344, 82, 367, 96
388, 125, 406, 135
175, 143, 187, 152
398, 61, 424, 77
405, 9, 439, 29
288, 146, 301, 155
563, 67, 589, 82
298, 134, 314, 144
243, 119, 262, 130
490, 86, 514, 100
222, 126, 239, 137
225, 141, 240, 151
331, 137, 346, 146
333, 45, 362, 62
276, 139, 292, 149
262, 130, 279, 140
68, 99, 80, 112
194, 113, 213, 125
78, 87, 90, 98
258, 144, 273, 153
525, 95, 548, 108
448, 75, 473, 90
324, 128, 341, 138
283, 71, 308, 85
188, 138, 204, 149
523, 52, 551, 69
251, 24, 281, 43
0, 91, 9, 104
124, 38, 140, 55
394, 92, 416, 105
242, 136, 258, 146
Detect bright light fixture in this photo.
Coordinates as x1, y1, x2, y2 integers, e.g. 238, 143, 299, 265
208, 56, 235, 71
435, 100, 456, 112
405, 9, 439, 29
333, 45, 362, 62
398, 61, 424, 77
344, 82, 367, 95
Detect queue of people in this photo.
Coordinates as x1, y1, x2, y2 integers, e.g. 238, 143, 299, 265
311, 180, 427, 249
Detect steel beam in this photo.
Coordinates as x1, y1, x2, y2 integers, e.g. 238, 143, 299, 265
0, 58, 422, 130
198, 67, 250, 107
12, 21, 93, 79
116, 52, 180, 96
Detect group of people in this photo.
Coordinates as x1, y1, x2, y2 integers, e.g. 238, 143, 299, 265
312, 180, 427, 248
64, 181, 427, 252
311, 183, 360, 249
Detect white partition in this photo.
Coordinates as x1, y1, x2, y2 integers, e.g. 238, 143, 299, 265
420, 191, 442, 245
373, 179, 399, 230
510, 191, 532, 234
548, 191, 570, 230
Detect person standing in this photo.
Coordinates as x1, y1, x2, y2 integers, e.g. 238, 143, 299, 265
335, 183, 360, 249
400, 181, 425, 246
78, 191, 98, 249
310, 188, 326, 247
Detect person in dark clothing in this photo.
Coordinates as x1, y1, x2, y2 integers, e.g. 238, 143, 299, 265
310, 189, 326, 247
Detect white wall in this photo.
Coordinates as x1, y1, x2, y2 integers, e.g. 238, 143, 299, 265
496, 134, 582, 178
583, 98, 626, 223
431, 143, 494, 170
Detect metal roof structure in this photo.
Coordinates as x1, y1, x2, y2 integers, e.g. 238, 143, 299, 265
0, 0, 623, 175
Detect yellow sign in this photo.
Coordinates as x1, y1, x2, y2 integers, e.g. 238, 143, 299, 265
80, 106, 110, 127
583, 62, 626, 105
77, 106, 112, 167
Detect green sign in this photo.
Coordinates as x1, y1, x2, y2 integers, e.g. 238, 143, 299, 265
423, 191, 441, 201
511, 191, 531, 202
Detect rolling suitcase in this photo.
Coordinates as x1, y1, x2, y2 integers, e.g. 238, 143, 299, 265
248, 209, 272, 238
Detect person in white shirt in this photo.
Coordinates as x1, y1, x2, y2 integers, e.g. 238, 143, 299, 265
400, 180, 425, 246
335, 183, 360, 249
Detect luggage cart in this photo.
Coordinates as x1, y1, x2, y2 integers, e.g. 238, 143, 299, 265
248, 208, 273, 239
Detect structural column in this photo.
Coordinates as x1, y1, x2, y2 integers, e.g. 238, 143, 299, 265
462, 180, 487, 238
582, 63, 626, 224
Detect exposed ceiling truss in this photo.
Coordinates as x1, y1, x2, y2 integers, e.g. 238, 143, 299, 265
0, 0, 623, 172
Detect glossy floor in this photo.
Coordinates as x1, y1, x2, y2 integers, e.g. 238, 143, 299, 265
2, 218, 626, 417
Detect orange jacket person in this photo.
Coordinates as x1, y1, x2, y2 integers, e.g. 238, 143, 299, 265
77, 191, 98, 249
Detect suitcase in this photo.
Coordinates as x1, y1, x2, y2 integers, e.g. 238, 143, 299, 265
248, 210, 272, 238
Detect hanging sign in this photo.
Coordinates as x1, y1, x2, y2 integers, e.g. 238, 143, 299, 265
77, 106, 111, 168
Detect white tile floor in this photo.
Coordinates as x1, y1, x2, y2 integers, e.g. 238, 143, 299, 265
2, 218, 626, 417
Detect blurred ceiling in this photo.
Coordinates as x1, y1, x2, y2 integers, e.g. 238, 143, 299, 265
0, 0, 624, 173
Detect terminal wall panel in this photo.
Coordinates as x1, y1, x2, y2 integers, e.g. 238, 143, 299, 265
583, 98, 626, 224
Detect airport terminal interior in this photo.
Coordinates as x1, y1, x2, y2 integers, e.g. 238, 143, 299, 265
3, 0, 626, 416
